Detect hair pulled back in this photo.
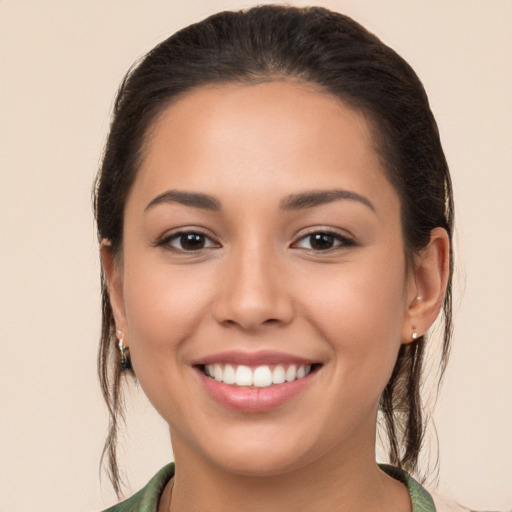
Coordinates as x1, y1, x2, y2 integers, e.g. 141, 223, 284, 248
94, 5, 453, 496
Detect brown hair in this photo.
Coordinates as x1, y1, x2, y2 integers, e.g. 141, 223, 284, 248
94, 5, 453, 496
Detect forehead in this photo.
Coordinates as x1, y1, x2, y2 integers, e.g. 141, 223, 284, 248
130, 81, 396, 213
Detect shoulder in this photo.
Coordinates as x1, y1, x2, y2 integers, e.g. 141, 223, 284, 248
379, 464, 437, 512
379, 465, 483, 512
101, 463, 175, 512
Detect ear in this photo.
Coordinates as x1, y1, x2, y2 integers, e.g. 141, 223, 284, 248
402, 227, 451, 344
100, 240, 128, 339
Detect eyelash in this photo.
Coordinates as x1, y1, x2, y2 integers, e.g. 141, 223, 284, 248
157, 230, 219, 252
156, 229, 355, 253
292, 230, 355, 252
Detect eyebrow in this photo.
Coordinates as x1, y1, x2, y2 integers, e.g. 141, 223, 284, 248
145, 190, 221, 212
280, 190, 376, 213
145, 188, 376, 214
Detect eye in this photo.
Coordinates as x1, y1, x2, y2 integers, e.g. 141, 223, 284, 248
160, 231, 219, 252
293, 231, 354, 251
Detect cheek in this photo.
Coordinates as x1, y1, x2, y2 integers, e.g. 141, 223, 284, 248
122, 255, 214, 365
300, 252, 407, 383
120, 256, 219, 420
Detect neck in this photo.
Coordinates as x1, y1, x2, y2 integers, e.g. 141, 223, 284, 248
164, 436, 411, 512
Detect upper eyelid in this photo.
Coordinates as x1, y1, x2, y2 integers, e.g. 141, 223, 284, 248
156, 228, 221, 248
155, 226, 354, 246
292, 226, 355, 241
160, 226, 216, 239
291, 229, 356, 250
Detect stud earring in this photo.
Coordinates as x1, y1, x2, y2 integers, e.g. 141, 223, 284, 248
411, 331, 419, 341
116, 330, 131, 371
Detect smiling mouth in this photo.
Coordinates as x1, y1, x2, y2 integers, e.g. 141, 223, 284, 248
199, 363, 321, 389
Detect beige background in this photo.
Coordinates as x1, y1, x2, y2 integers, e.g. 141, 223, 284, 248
0, 1, 511, 511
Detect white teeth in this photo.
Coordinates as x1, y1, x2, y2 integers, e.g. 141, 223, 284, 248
235, 365, 253, 386
213, 364, 223, 382
204, 363, 313, 388
253, 366, 272, 388
223, 364, 236, 384
272, 365, 286, 384
285, 365, 297, 382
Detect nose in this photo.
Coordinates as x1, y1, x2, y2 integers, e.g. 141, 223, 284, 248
213, 242, 295, 331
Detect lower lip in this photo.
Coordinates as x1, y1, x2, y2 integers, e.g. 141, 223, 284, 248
196, 369, 315, 412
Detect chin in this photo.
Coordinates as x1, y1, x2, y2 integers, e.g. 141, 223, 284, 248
192, 425, 319, 477
211, 446, 308, 477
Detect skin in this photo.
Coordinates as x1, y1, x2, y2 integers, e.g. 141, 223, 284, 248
102, 81, 449, 511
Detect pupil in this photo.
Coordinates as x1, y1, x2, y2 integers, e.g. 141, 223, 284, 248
311, 233, 334, 250
181, 233, 204, 250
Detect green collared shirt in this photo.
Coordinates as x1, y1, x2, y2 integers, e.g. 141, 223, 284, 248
102, 463, 436, 511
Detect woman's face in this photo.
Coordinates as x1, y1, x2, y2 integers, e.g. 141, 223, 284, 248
107, 81, 419, 475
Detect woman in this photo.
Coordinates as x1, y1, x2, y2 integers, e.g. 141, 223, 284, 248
95, 5, 453, 511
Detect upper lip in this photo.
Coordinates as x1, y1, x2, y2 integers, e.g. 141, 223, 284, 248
191, 350, 319, 367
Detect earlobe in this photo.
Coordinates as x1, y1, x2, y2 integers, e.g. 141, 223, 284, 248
100, 240, 127, 335
402, 227, 450, 344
